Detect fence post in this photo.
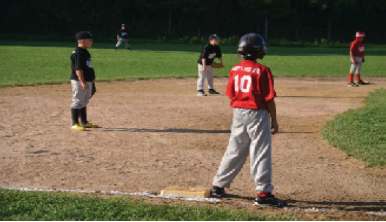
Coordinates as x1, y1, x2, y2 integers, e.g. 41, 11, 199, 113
264, 17, 268, 41
328, 15, 331, 41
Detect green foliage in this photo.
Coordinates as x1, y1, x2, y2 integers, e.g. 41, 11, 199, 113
1, 0, 386, 43
321, 88, 386, 167
0, 189, 297, 221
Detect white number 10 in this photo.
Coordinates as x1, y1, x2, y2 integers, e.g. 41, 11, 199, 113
234, 75, 252, 93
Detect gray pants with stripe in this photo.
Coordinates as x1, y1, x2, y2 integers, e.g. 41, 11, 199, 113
116, 38, 130, 49
71, 80, 92, 109
350, 56, 363, 74
213, 108, 274, 193
197, 64, 214, 90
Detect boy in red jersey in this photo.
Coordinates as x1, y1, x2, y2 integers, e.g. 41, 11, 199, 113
210, 33, 287, 207
348, 32, 368, 87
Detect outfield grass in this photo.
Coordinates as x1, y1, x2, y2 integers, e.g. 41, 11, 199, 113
321, 88, 386, 167
1, 41, 385, 87
0, 189, 296, 221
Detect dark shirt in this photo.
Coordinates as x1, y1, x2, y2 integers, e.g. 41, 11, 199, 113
117, 29, 129, 39
197, 44, 222, 65
70, 47, 95, 82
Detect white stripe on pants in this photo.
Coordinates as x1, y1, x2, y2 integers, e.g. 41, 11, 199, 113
71, 80, 92, 109
350, 56, 363, 74
213, 108, 274, 193
197, 64, 214, 90
116, 38, 130, 48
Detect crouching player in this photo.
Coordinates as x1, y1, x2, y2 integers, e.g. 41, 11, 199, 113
210, 33, 287, 207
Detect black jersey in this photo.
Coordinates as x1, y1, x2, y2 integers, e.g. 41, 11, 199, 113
70, 47, 95, 82
197, 44, 222, 65
117, 29, 129, 39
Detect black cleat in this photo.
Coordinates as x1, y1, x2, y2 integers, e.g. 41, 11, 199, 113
255, 194, 287, 207
210, 186, 226, 198
356, 80, 369, 85
348, 82, 358, 87
208, 89, 220, 94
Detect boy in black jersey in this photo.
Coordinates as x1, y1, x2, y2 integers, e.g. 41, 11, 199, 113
197, 34, 223, 96
115, 24, 131, 51
70, 31, 99, 131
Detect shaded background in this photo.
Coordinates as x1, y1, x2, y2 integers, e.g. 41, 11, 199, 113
1, 0, 386, 43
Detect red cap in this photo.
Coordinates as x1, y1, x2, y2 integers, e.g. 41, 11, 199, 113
356, 32, 365, 37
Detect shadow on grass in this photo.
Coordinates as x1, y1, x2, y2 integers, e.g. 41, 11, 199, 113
1, 41, 386, 56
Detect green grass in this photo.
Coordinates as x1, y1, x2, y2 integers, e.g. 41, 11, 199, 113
0, 189, 296, 221
321, 88, 386, 167
1, 41, 385, 87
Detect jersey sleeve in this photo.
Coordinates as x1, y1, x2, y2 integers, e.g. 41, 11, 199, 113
350, 41, 356, 52
260, 68, 276, 102
73, 53, 86, 70
216, 46, 222, 58
200, 45, 209, 59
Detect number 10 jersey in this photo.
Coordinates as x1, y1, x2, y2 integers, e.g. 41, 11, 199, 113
226, 60, 276, 110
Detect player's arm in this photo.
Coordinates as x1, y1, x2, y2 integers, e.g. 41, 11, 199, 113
75, 69, 89, 89
265, 98, 278, 135
218, 57, 223, 65
350, 51, 356, 64
117, 35, 120, 41
201, 58, 207, 73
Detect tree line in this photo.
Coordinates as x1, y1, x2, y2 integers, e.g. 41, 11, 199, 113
1, 0, 385, 43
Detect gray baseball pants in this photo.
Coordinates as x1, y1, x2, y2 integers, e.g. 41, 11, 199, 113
71, 80, 92, 109
213, 108, 274, 193
116, 38, 130, 49
350, 56, 363, 74
197, 64, 214, 90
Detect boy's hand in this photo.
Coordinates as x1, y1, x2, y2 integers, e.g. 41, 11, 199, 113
351, 59, 356, 64
81, 83, 89, 89
201, 67, 207, 74
271, 121, 279, 135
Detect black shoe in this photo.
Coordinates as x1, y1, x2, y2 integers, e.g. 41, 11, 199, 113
128, 48, 131, 51
348, 82, 358, 87
356, 80, 369, 85
210, 186, 225, 198
208, 89, 220, 94
255, 194, 287, 207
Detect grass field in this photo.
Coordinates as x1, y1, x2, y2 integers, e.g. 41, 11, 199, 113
1, 41, 385, 87
321, 88, 386, 167
0, 189, 296, 221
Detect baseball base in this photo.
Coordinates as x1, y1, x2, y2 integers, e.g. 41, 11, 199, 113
160, 186, 210, 198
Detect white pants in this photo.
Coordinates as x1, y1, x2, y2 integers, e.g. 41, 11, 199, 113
350, 56, 363, 74
197, 64, 214, 91
116, 38, 130, 48
213, 108, 274, 193
71, 80, 92, 109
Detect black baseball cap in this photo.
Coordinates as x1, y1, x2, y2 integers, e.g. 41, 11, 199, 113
75, 31, 95, 41
209, 34, 220, 40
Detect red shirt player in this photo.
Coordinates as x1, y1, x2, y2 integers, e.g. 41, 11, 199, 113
210, 33, 286, 207
348, 32, 368, 86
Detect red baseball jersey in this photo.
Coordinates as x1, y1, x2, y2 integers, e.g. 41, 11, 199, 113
226, 60, 276, 110
350, 39, 365, 57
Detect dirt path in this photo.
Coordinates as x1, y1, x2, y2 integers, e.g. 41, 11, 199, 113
0, 77, 385, 220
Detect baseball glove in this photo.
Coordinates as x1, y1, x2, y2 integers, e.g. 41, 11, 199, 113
362, 57, 365, 63
90, 82, 96, 98
211, 62, 224, 68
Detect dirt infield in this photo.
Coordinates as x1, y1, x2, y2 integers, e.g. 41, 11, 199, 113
0, 77, 385, 220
